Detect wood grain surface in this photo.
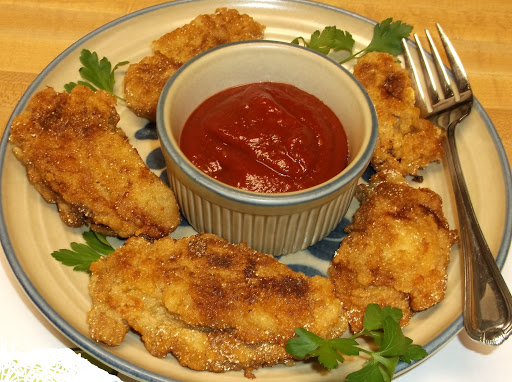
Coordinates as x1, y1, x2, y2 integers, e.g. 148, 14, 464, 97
1, 0, 511, 163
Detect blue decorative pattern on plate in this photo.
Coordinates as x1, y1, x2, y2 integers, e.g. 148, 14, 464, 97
0, 1, 511, 381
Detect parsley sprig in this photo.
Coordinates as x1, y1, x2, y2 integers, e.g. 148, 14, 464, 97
285, 304, 427, 382
292, 18, 413, 64
51, 230, 114, 272
64, 49, 129, 100
292, 26, 355, 55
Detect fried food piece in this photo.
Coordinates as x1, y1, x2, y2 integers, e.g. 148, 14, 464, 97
88, 233, 347, 375
124, 8, 266, 121
123, 52, 181, 123
9, 86, 180, 238
328, 170, 458, 332
353, 52, 444, 177
152, 8, 266, 64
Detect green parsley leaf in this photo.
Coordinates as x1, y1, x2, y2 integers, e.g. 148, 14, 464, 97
401, 343, 428, 363
365, 18, 413, 56
50, 248, 96, 272
51, 230, 114, 272
346, 359, 391, 382
83, 230, 115, 255
292, 26, 354, 55
64, 49, 128, 100
291, 18, 412, 65
310, 342, 346, 370
285, 329, 360, 370
373, 354, 400, 381
285, 328, 325, 358
378, 316, 410, 357
285, 304, 428, 381
341, 18, 412, 64
363, 304, 403, 332
328, 337, 361, 357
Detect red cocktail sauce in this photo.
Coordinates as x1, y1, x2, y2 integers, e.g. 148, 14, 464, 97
180, 82, 348, 193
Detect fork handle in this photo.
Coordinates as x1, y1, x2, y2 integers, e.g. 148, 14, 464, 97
443, 117, 512, 345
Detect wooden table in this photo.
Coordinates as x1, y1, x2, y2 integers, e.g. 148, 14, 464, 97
1, 1, 511, 381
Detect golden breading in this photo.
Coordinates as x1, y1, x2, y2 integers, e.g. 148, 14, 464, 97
9, 86, 180, 238
152, 8, 266, 64
123, 52, 181, 123
353, 52, 444, 177
88, 233, 348, 375
328, 170, 458, 332
124, 8, 265, 121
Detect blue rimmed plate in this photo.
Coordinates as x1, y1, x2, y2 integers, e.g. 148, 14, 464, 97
1, 1, 510, 381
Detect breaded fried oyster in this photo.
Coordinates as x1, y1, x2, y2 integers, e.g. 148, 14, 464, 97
124, 8, 265, 121
353, 52, 444, 177
9, 85, 180, 238
88, 233, 348, 376
328, 170, 458, 332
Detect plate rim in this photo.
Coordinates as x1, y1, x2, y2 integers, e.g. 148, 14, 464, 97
1, 0, 511, 380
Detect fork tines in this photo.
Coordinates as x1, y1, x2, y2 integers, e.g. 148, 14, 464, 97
401, 24, 472, 118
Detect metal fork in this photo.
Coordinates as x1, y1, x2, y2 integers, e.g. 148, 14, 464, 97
401, 25, 512, 345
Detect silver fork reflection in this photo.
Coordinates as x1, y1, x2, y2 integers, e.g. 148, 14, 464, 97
401, 25, 512, 345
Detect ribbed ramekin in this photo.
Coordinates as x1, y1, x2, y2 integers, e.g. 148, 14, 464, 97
156, 40, 377, 255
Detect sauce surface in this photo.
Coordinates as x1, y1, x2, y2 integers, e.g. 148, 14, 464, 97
180, 82, 348, 193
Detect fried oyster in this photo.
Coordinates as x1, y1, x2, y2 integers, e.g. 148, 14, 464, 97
9, 85, 180, 238
88, 233, 348, 376
353, 52, 444, 177
328, 170, 458, 332
124, 7, 266, 121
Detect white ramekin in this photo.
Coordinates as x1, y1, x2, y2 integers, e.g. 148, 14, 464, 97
157, 40, 377, 255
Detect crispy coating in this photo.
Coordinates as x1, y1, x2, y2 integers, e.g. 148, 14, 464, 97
328, 170, 458, 332
88, 233, 347, 375
152, 8, 266, 64
9, 86, 180, 238
124, 8, 265, 121
353, 52, 444, 177
123, 52, 181, 123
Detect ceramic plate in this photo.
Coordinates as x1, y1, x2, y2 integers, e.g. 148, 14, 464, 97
1, 0, 511, 381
